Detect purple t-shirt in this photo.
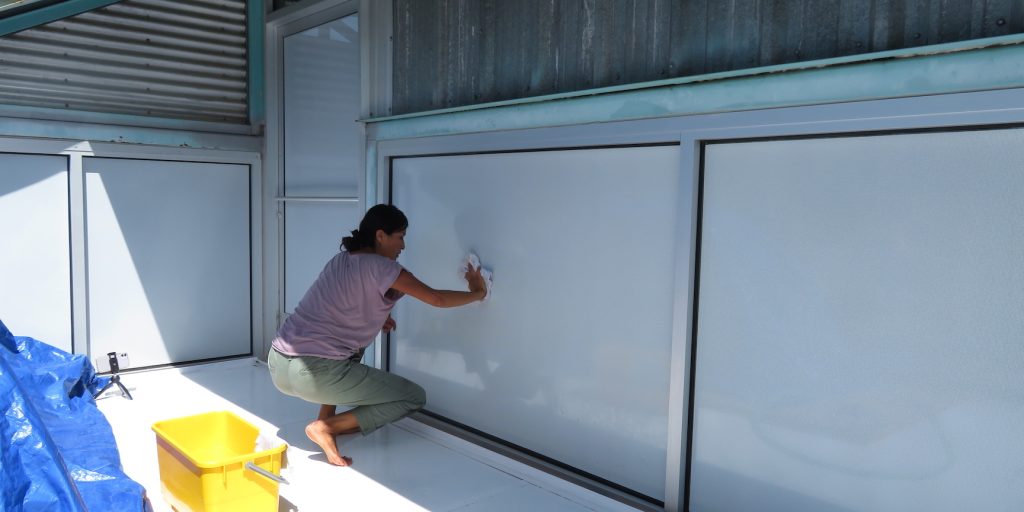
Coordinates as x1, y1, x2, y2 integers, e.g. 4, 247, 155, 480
272, 251, 405, 360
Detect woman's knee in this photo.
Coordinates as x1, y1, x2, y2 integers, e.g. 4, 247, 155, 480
406, 382, 426, 410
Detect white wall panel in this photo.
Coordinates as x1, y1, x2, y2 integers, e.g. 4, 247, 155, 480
390, 145, 681, 501
283, 13, 361, 198
84, 157, 250, 368
693, 128, 1024, 511
0, 153, 71, 351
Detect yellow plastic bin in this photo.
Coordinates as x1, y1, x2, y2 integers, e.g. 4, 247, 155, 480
151, 411, 288, 512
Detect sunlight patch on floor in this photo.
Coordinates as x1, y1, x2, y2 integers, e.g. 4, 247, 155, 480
97, 358, 637, 512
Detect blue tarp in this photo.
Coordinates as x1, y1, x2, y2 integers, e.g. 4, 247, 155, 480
0, 320, 150, 512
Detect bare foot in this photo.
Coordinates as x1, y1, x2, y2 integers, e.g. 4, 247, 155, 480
305, 420, 352, 466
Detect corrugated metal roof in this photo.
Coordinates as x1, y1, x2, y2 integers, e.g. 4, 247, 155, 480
0, 0, 249, 124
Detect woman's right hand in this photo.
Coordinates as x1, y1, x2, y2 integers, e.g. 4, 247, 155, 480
464, 264, 487, 299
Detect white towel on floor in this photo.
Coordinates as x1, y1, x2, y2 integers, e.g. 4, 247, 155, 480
459, 253, 493, 302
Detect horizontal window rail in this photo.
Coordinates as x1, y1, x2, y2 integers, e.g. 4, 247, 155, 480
273, 196, 358, 203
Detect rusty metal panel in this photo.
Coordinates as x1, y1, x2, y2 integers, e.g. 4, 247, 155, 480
392, 0, 1024, 116
0, 0, 248, 124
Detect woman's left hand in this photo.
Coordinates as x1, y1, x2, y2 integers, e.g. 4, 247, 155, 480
382, 315, 397, 333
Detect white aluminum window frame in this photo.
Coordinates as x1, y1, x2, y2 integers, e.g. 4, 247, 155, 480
263, 0, 392, 358
369, 86, 1024, 511
0, 136, 263, 364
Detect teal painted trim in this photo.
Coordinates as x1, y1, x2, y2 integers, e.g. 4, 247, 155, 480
366, 33, 1024, 125
0, 115, 262, 151
248, 0, 266, 127
0, 0, 122, 37
0, 103, 252, 134
369, 40, 1024, 141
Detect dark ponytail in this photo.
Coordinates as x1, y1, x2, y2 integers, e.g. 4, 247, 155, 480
341, 204, 408, 252
340, 228, 372, 252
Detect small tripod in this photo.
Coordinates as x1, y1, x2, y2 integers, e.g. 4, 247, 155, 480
94, 351, 133, 400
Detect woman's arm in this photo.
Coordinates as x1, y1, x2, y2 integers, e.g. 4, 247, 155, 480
390, 268, 486, 308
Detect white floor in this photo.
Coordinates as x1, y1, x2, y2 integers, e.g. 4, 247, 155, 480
96, 358, 640, 512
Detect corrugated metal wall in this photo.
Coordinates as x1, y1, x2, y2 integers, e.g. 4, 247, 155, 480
0, 0, 249, 124
393, 0, 1024, 115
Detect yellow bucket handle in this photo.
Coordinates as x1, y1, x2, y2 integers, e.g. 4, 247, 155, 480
244, 462, 289, 484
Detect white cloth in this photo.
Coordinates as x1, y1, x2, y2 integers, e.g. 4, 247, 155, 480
254, 431, 286, 454
459, 253, 493, 302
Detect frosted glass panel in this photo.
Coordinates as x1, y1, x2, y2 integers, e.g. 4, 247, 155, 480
283, 14, 360, 197
0, 154, 71, 351
284, 202, 361, 313
693, 129, 1024, 512
85, 158, 251, 368
390, 146, 681, 500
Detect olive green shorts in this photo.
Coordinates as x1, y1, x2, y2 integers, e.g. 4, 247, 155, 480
268, 348, 426, 435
